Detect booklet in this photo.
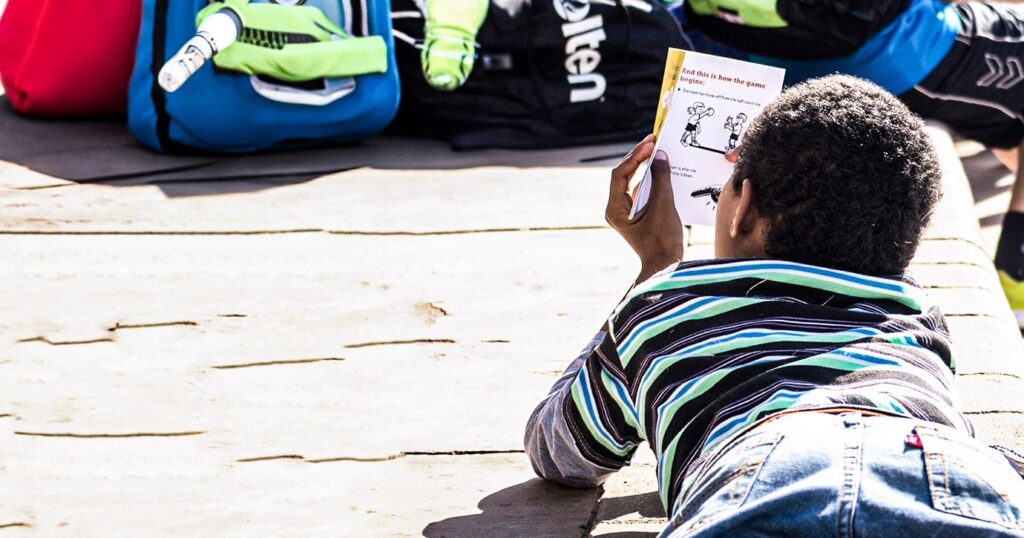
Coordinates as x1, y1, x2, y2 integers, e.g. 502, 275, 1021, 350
629, 50, 786, 227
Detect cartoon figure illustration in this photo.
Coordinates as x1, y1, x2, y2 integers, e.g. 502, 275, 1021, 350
723, 113, 747, 150
680, 102, 715, 147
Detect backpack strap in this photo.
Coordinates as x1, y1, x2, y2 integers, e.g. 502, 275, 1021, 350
151, 0, 200, 154
345, 0, 368, 37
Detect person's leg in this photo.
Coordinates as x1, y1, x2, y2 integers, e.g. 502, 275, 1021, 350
1010, 150, 1024, 213
971, 143, 1024, 328
899, 2, 1024, 326
854, 416, 1024, 537
661, 412, 1024, 537
660, 412, 842, 537
997, 151, 1024, 326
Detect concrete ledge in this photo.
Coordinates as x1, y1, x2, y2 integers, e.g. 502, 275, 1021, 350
924, 125, 1024, 450
2, 125, 1021, 536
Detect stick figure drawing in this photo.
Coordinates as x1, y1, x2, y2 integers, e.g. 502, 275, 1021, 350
680, 102, 715, 147
723, 113, 747, 150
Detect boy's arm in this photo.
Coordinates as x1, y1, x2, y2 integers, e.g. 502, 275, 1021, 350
524, 332, 615, 487
524, 331, 642, 487
524, 136, 685, 487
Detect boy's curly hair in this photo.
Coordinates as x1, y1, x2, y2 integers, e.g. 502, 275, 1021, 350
731, 75, 942, 275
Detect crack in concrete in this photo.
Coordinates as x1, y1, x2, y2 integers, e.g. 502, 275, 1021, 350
16, 336, 114, 346
923, 284, 1000, 291
0, 229, 323, 236
964, 410, 1024, 415
239, 449, 527, 464
310, 450, 527, 463
958, 372, 1023, 379
345, 338, 457, 349
16, 183, 70, 190
14, 430, 206, 438
17, 333, 512, 349
218, 314, 248, 318
403, 450, 526, 457
237, 454, 306, 463
579, 492, 604, 538
343, 338, 513, 349
0, 226, 607, 237
922, 236, 989, 252
329, 225, 607, 236
0, 522, 30, 529
212, 357, 345, 370
109, 321, 198, 331
946, 312, 1014, 321
307, 455, 404, 463
911, 261, 992, 269
19, 320, 201, 346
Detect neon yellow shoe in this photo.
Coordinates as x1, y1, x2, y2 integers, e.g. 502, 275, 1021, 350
998, 270, 1024, 329
422, 0, 489, 90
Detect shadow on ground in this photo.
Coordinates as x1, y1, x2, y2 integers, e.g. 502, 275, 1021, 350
0, 98, 630, 198
423, 479, 663, 538
590, 491, 664, 537
961, 148, 1013, 207
422, 479, 599, 538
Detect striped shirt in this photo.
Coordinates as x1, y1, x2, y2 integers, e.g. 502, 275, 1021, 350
525, 258, 970, 515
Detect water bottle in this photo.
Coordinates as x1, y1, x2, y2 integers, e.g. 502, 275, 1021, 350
158, 8, 243, 93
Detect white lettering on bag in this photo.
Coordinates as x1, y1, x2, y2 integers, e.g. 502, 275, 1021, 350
567, 73, 606, 102
554, 0, 607, 103
553, 0, 591, 23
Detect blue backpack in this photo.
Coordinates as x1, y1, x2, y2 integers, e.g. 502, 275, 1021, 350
129, 0, 399, 153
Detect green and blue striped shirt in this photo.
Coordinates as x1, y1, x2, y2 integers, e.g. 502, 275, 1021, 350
526, 258, 969, 514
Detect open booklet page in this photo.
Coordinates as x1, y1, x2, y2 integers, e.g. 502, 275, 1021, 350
629, 50, 785, 227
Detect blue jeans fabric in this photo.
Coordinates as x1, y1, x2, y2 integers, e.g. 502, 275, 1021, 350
662, 412, 1024, 537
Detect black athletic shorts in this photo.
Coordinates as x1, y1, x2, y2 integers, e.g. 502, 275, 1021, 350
901, 3, 1024, 148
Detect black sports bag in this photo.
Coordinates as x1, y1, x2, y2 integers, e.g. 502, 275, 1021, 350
390, 0, 689, 149
683, 0, 910, 60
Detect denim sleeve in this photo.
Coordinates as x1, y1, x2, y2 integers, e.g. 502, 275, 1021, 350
524, 331, 642, 488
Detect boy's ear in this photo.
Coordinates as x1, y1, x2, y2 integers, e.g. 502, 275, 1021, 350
730, 179, 765, 243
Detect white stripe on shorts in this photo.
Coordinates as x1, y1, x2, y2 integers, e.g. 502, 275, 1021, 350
912, 84, 1024, 124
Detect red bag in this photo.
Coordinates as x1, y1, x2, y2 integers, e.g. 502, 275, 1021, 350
0, 0, 141, 116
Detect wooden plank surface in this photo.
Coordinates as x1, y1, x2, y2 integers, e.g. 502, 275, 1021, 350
0, 161, 617, 234
3, 125, 1022, 537
3, 233, 634, 458
4, 441, 601, 537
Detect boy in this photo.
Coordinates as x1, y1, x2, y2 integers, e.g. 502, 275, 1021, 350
525, 76, 1024, 536
679, 0, 1024, 327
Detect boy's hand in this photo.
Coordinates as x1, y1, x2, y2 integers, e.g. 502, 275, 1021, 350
606, 135, 683, 283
